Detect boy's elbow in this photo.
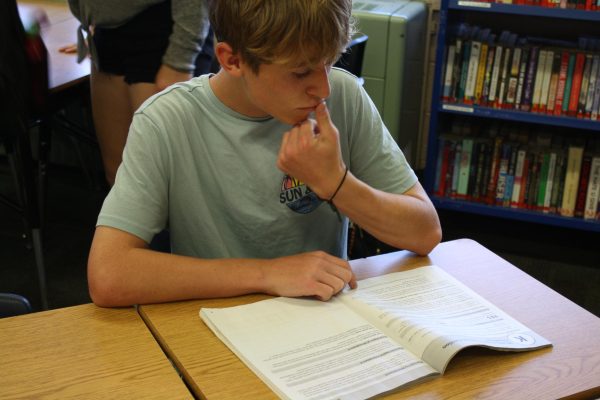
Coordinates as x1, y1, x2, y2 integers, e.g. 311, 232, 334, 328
87, 257, 131, 308
413, 223, 442, 256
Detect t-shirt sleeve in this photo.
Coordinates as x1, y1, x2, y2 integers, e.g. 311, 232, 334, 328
162, 0, 210, 73
96, 112, 170, 243
335, 70, 418, 195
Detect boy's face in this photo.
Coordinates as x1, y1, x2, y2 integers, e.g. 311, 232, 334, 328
238, 59, 332, 125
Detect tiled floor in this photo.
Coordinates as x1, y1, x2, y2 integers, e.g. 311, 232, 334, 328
1, 160, 599, 317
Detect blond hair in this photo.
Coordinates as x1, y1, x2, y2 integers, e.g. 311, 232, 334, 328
209, 0, 355, 73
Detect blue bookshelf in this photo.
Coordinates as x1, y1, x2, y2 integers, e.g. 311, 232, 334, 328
425, 0, 600, 232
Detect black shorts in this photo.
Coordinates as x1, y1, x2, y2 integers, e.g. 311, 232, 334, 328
92, 1, 214, 84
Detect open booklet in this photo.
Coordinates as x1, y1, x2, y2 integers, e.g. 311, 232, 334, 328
200, 265, 551, 400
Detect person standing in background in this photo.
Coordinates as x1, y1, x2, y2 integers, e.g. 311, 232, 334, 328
67, 0, 213, 186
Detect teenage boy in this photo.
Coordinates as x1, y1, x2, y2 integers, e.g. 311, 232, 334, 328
88, 0, 442, 307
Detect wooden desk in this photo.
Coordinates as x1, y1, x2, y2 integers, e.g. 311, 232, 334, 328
18, 0, 90, 92
138, 239, 600, 400
0, 304, 193, 399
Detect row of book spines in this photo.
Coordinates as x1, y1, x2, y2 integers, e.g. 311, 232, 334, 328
442, 39, 600, 120
433, 137, 600, 220
471, 0, 600, 10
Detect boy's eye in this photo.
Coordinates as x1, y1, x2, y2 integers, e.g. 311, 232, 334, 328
293, 70, 311, 79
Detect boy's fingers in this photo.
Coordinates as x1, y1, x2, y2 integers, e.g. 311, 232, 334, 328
315, 102, 332, 134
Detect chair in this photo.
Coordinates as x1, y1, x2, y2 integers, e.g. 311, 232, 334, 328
0, 293, 32, 318
1, 0, 48, 309
334, 33, 368, 84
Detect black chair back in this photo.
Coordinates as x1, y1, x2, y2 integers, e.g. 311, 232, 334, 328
0, 293, 32, 318
334, 33, 368, 77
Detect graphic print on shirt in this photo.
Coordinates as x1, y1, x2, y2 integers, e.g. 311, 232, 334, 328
279, 174, 322, 214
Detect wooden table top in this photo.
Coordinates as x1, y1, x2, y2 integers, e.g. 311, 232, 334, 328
18, 0, 90, 92
0, 304, 193, 400
138, 238, 600, 400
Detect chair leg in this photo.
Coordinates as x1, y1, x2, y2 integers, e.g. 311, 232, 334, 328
16, 121, 49, 310
31, 227, 48, 310
37, 116, 51, 228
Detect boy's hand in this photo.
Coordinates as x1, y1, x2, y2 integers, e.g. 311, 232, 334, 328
277, 102, 346, 200
261, 251, 357, 301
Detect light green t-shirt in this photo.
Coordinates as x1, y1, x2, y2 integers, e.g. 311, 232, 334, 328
97, 68, 417, 259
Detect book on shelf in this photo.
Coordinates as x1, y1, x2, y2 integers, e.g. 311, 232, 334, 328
521, 45, 540, 112
442, 45, 456, 102
584, 54, 600, 119
553, 50, 571, 116
511, 147, 528, 208
488, 31, 511, 107
560, 144, 585, 217
505, 44, 523, 109
575, 151, 593, 217
591, 57, 600, 120
549, 149, 566, 213
538, 49, 555, 113
543, 151, 558, 213
457, 137, 474, 198
480, 36, 498, 106
567, 51, 586, 117
584, 155, 600, 220
531, 49, 549, 112
577, 53, 593, 118
464, 40, 482, 104
545, 51, 562, 115
474, 36, 492, 105
514, 45, 531, 110
200, 266, 552, 400
561, 52, 577, 116
497, 33, 518, 109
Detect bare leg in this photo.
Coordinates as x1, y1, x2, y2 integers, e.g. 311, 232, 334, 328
90, 66, 132, 186
129, 82, 159, 113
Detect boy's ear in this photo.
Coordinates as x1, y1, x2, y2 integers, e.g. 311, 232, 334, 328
214, 42, 242, 77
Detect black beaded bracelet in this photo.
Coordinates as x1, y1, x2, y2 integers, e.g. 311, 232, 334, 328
328, 166, 349, 203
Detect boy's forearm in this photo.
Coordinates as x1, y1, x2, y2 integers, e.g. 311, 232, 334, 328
88, 231, 267, 307
333, 175, 442, 255
88, 228, 357, 307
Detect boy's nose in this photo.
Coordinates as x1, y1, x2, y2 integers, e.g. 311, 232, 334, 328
306, 66, 331, 100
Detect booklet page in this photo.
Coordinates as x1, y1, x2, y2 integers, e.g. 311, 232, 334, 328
201, 296, 437, 400
340, 265, 551, 372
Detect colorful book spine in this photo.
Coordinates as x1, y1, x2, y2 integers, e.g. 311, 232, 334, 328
574, 152, 592, 218
474, 42, 489, 105
514, 46, 530, 110
531, 49, 548, 112
521, 46, 539, 112
539, 49, 555, 113
442, 45, 456, 101
591, 60, 600, 120
553, 50, 571, 116
584, 54, 600, 118
488, 44, 504, 105
464, 41, 482, 104
545, 52, 562, 114
567, 52, 586, 117
560, 145, 584, 217
505, 46, 522, 109
561, 52, 577, 116
457, 138, 474, 198
480, 44, 496, 106
577, 53, 593, 118
550, 150, 566, 213
511, 148, 527, 208
584, 156, 600, 220
543, 152, 557, 213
